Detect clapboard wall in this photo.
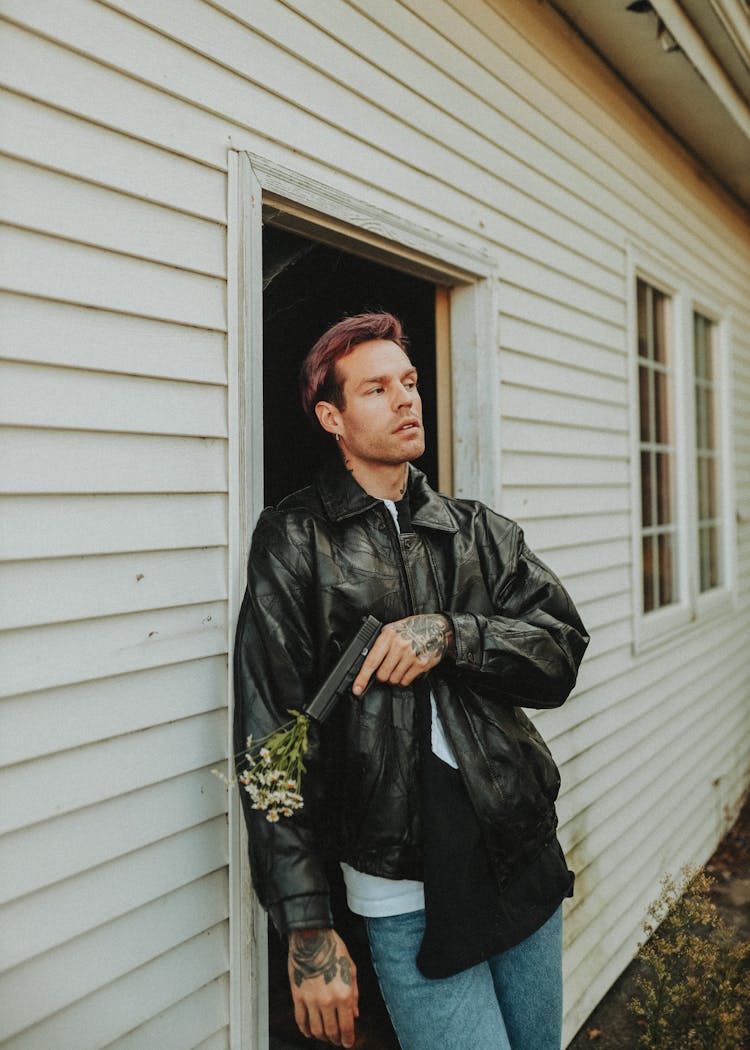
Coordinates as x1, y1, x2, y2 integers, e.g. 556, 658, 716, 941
1, 0, 748, 1047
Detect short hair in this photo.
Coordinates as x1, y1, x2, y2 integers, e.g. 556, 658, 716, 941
299, 312, 409, 425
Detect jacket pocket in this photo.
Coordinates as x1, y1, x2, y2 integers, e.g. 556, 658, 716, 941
514, 709, 561, 802
461, 688, 560, 808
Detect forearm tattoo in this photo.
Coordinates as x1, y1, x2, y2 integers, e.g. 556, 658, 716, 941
393, 614, 454, 660
289, 930, 352, 988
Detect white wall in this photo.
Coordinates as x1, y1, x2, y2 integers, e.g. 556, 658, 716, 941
1, 0, 748, 1046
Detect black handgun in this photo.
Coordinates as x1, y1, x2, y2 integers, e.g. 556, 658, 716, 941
304, 615, 382, 724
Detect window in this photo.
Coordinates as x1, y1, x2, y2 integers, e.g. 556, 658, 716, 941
636, 279, 677, 613
630, 257, 734, 648
693, 312, 723, 593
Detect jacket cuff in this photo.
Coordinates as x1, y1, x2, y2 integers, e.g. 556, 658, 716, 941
269, 892, 334, 938
449, 613, 482, 669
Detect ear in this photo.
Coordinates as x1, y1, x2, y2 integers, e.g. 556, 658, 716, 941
314, 400, 343, 439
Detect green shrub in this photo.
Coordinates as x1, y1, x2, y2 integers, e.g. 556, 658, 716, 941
628, 867, 750, 1049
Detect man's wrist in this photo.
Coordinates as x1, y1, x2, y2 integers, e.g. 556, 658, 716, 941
439, 614, 457, 659
290, 927, 331, 940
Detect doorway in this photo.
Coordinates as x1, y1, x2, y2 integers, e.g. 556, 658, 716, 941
262, 221, 448, 1048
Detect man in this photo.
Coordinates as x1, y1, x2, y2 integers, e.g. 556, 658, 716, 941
234, 312, 589, 1050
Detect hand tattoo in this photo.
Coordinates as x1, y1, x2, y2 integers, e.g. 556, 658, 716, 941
393, 614, 454, 660
338, 954, 353, 986
289, 931, 352, 987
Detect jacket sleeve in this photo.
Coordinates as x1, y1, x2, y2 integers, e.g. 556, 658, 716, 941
448, 511, 589, 709
233, 511, 333, 937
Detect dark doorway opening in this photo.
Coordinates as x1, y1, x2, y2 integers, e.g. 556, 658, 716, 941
262, 223, 440, 507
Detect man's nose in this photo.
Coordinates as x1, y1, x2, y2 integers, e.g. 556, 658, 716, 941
393, 383, 416, 408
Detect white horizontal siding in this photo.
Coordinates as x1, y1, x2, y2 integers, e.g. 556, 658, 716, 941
0, 293, 227, 383
3, 956, 228, 1050
0, 361, 227, 435
103, 976, 231, 1050
0, 227, 225, 327
1, 769, 227, 905
0, 154, 226, 276
0, 0, 234, 1040
0, 90, 227, 222
1, 922, 229, 1050
1, 658, 227, 765
0, 603, 228, 697
0, 548, 226, 629
0, 711, 226, 836
0, 429, 227, 493
0, 494, 227, 561
1, 0, 749, 1047
3, 817, 227, 971
0, 872, 227, 1041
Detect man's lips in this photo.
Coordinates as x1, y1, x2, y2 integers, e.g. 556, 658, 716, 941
394, 419, 421, 434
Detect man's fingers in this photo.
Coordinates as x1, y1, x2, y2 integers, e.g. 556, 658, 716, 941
321, 1004, 344, 1046
306, 1005, 326, 1042
371, 641, 408, 684
352, 632, 390, 695
352, 621, 439, 694
337, 1005, 357, 1048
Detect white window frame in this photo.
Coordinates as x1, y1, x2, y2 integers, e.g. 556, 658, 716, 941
627, 244, 736, 654
686, 295, 736, 619
227, 148, 498, 1050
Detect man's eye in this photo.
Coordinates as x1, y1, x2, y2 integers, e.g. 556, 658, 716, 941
368, 387, 384, 395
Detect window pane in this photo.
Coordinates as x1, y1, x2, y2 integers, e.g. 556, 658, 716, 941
694, 313, 708, 379
639, 365, 651, 442
641, 451, 653, 527
654, 370, 671, 445
697, 454, 718, 522
708, 526, 721, 589
697, 455, 710, 520
642, 534, 655, 613
699, 525, 722, 592
658, 532, 675, 606
655, 453, 673, 525
652, 290, 669, 364
706, 458, 718, 519
637, 279, 649, 360
705, 388, 716, 451
695, 385, 707, 449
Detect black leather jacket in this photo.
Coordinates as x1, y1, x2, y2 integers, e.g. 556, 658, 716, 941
234, 460, 589, 936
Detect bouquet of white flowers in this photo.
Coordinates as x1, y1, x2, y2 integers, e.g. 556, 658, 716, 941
235, 712, 309, 822
217, 616, 381, 822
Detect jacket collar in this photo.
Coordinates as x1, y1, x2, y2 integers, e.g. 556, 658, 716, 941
316, 458, 458, 533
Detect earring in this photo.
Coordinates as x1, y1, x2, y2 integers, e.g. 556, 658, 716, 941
335, 434, 341, 442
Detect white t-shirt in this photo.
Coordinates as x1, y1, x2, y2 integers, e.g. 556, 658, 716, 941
340, 498, 458, 917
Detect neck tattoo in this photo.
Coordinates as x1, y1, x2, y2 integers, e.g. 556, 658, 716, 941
399, 465, 408, 498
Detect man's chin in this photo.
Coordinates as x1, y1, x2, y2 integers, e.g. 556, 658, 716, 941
392, 443, 425, 465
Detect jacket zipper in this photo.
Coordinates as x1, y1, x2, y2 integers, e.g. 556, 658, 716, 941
381, 504, 417, 615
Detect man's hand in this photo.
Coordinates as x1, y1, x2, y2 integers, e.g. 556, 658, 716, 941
287, 928, 359, 1047
352, 613, 455, 696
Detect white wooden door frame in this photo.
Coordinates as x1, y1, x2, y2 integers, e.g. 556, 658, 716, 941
226, 147, 500, 1050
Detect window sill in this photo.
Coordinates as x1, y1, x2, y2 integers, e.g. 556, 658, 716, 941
633, 588, 736, 655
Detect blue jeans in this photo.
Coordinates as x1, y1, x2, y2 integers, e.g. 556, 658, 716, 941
364, 905, 563, 1050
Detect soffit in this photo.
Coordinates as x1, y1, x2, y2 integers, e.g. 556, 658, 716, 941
547, 0, 750, 211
